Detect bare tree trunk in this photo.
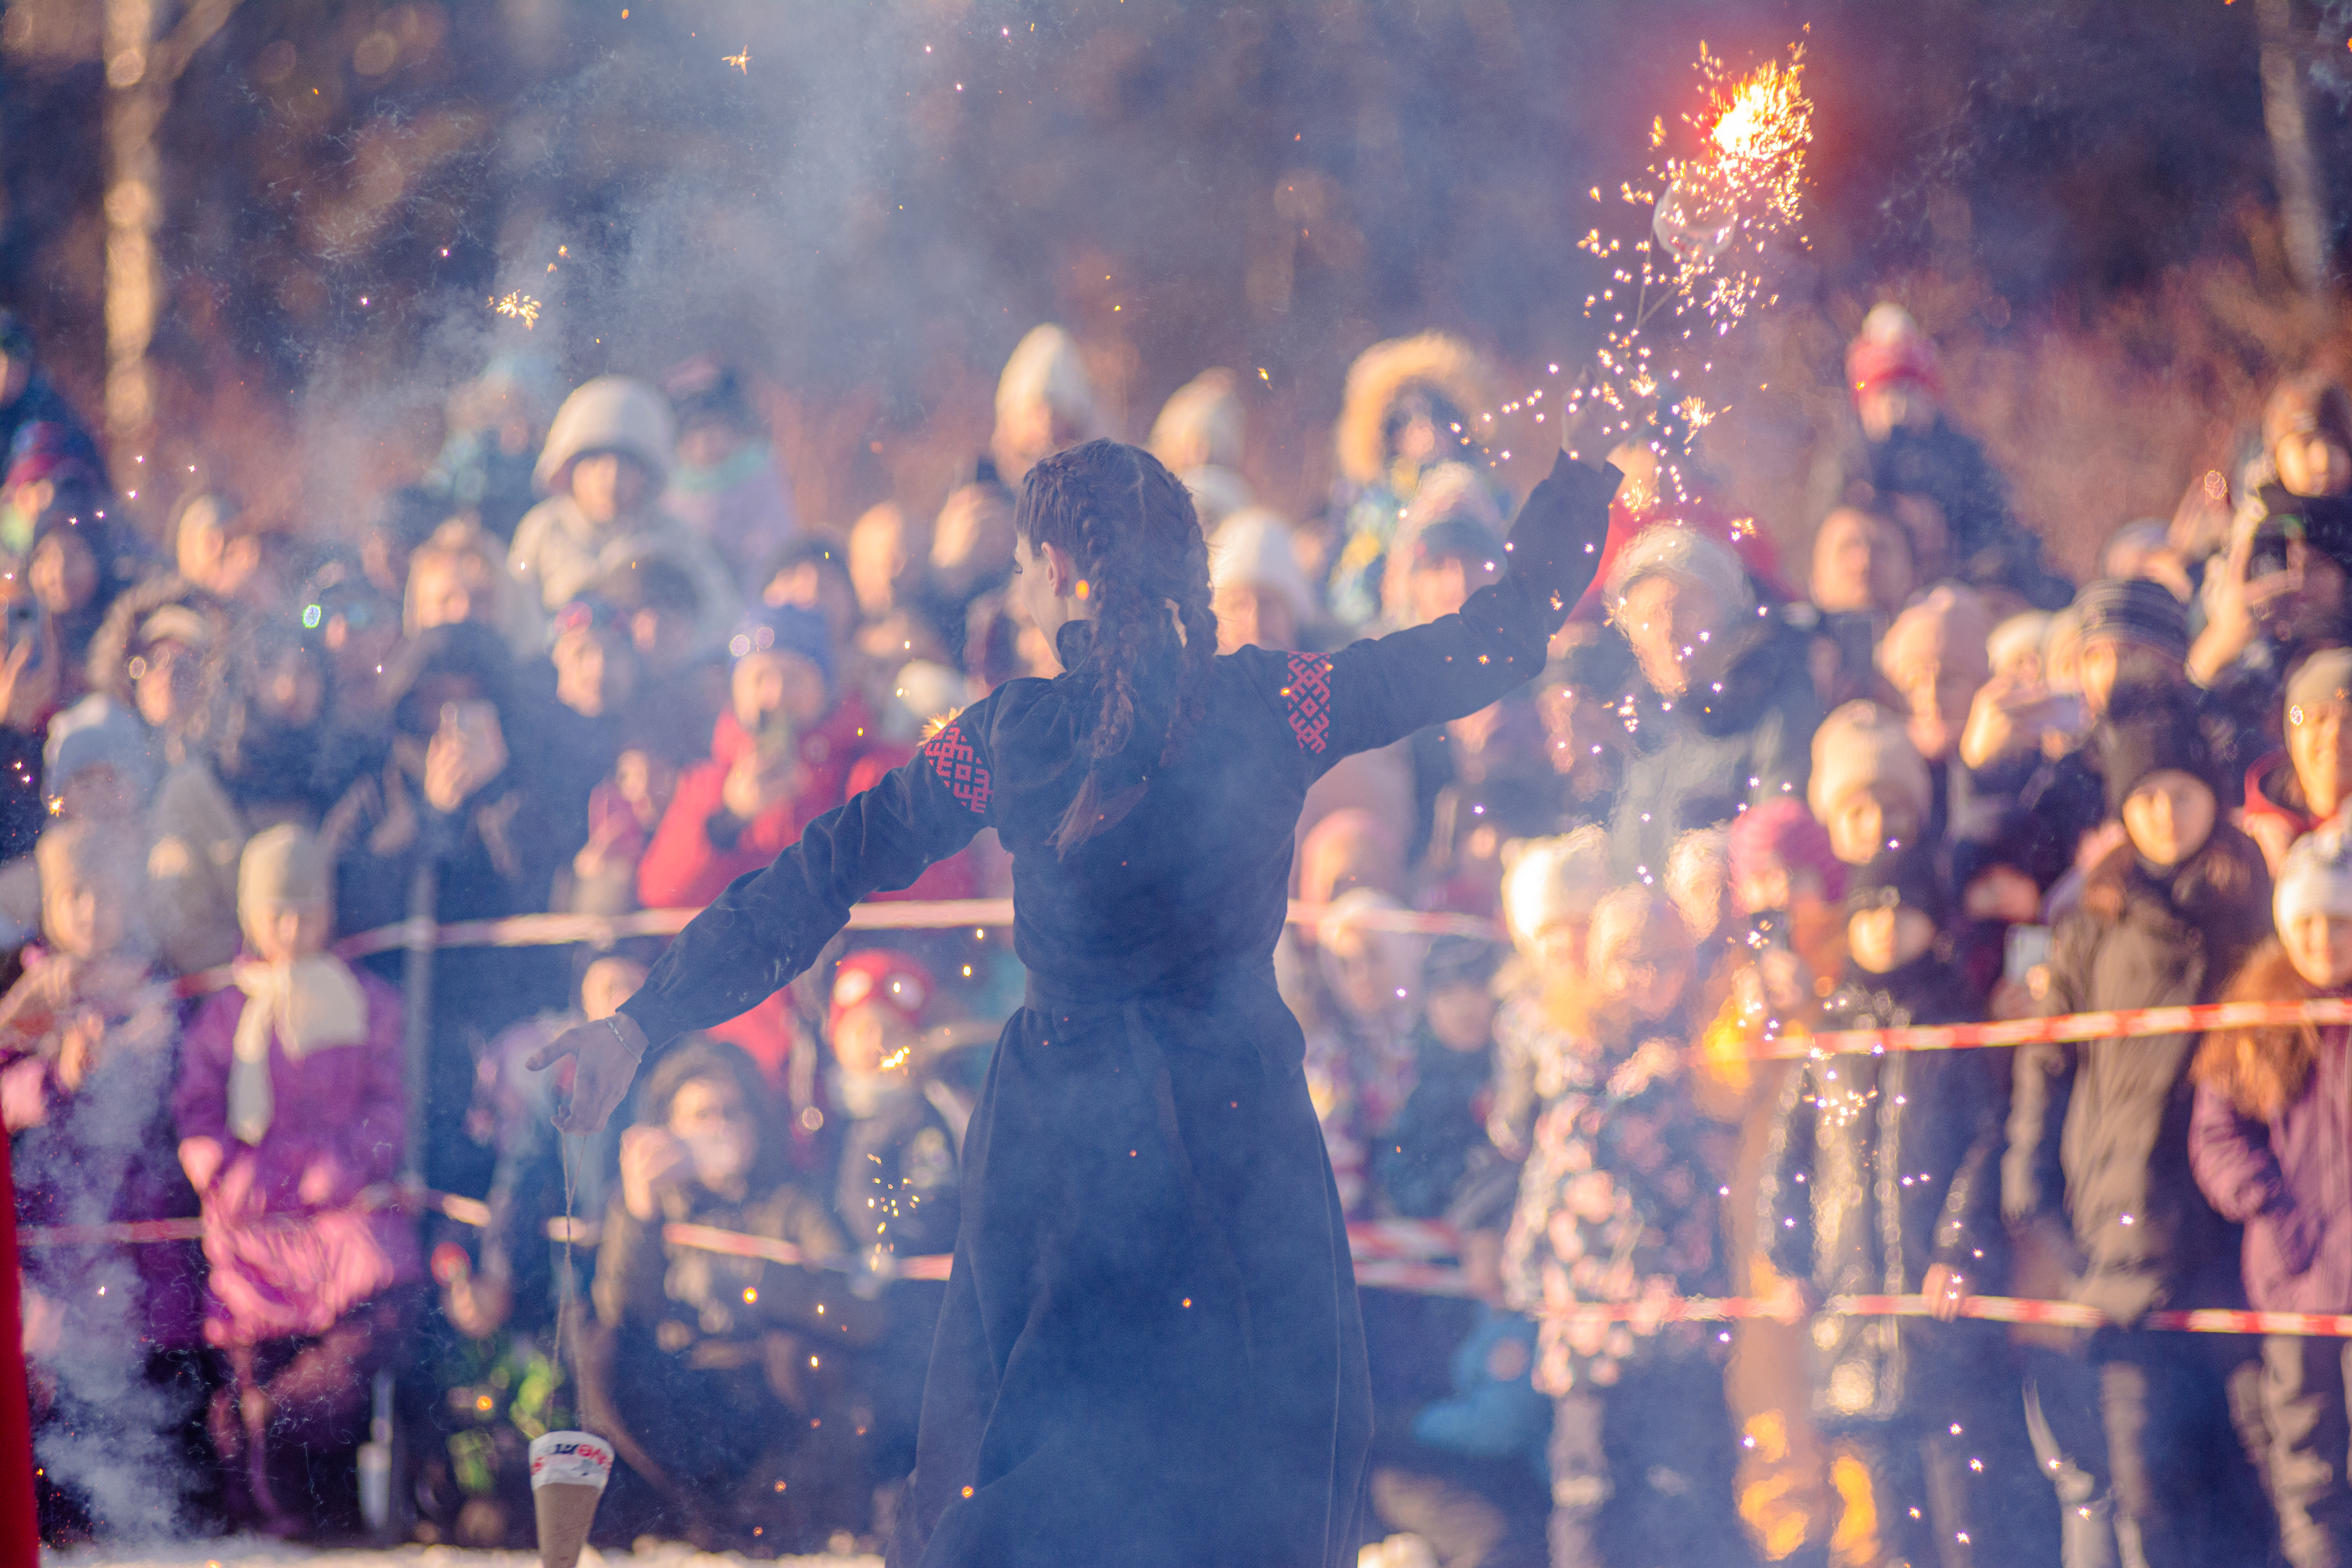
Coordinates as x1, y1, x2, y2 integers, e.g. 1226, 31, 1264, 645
2257, 0, 2330, 297
102, 0, 162, 474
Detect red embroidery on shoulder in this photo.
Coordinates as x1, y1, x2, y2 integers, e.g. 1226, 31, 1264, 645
923, 721, 992, 816
1282, 652, 1332, 754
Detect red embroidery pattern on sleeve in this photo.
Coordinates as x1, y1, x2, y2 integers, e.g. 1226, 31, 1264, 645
923, 722, 993, 816
1282, 652, 1332, 754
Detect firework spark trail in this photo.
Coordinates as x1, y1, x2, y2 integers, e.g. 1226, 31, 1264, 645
492, 290, 541, 329
1550, 42, 1813, 508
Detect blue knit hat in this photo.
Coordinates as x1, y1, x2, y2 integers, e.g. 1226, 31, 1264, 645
728, 603, 834, 687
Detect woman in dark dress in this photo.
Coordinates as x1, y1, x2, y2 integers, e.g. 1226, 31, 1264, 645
532, 437, 1619, 1567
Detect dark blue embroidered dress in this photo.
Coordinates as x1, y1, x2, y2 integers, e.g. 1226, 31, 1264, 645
617, 453, 1610, 1568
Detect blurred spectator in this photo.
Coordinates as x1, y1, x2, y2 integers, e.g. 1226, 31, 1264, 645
1603, 524, 1818, 880
1499, 889, 1742, 1568
1327, 332, 1501, 629
847, 502, 929, 623
1756, 844, 2018, 1568
172, 826, 420, 1538
1985, 608, 2053, 684
1151, 368, 1252, 531
0, 312, 100, 532
2007, 690, 2274, 1567
2246, 650, 2352, 874
568, 711, 692, 916
361, 483, 448, 603
29, 497, 144, 687
407, 514, 542, 650
297, 555, 401, 727
42, 693, 158, 828
577, 1037, 878, 1552
990, 323, 1109, 485
1304, 888, 1427, 1216
330, 622, 561, 1195
1846, 303, 2072, 609
759, 535, 862, 663
426, 352, 561, 544
828, 950, 960, 1261
149, 616, 364, 976
1797, 498, 1914, 711
2194, 823, 2352, 1568
2104, 517, 2194, 603
1383, 475, 1506, 632
1299, 808, 1406, 907
4, 822, 200, 1535
508, 376, 737, 653
1209, 508, 1314, 653
924, 476, 1020, 653
662, 357, 798, 578
542, 595, 642, 843
167, 490, 292, 610
85, 576, 225, 767
1373, 936, 1504, 1220
1, 418, 106, 564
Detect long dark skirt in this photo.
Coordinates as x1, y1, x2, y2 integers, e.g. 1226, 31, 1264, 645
891, 979, 1372, 1568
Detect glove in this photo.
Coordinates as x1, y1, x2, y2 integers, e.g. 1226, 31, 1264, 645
1501, 453, 1623, 621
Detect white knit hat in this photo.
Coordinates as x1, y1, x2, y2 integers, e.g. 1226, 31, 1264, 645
534, 375, 674, 493
1808, 700, 1932, 826
995, 325, 1104, 440
1499, 825, 1614, 953
1210, 508, 1315, 628
1150, 368, 1245, 474
1603, 523, 1753, 623
2277, 820, 2352, 929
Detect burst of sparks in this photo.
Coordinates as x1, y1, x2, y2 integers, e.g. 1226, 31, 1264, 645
1553, 41, 1813, 513
723, 45, 750, 72
492, 292, 541, 329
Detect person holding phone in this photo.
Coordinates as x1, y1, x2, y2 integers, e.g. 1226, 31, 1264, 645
530, 436, 1620, 1568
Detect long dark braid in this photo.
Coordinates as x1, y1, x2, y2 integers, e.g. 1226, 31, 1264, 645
1016, 439, 1218, 855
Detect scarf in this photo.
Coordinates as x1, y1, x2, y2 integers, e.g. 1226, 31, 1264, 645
227, 954, 369, 1145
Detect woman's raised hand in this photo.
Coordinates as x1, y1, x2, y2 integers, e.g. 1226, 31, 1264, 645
526, 1012, 649, 1133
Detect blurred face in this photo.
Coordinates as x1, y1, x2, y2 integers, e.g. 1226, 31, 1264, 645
1532, 918, 1586, 978
247, 902, 332, 965
1848, 905, 1935, 974
932, 483, 1019, 595
57, 763, 135, 824
2289, 698, 2352, 818
567, 451, 649, 526
176, 508, 227, 589
613, 747, 678, 820
831, 1000, 918, 1078
44, 870, 123, 958
2277, 432, 2352, 499
321, 592, 399, 690
1857, 383, 1936, 444
848, 505, 918, 617
129, 639, 197, 730
1810, 508, 1912, 617
1597, 929, 1690, 1019
762, 561, 859, 647
1964, 865, 2042, 924
1617, 574, 1724, 697
2285, 912, 2352, 989
1213, 583, 1298, 653
731, 648, 828, 731
579, 956, 647, 1022
258, 645, 322, 726
1885, 645, 1986, 762
1828, 788, 1918, 865
29, 530, 96, 615
1327, 930, 1413, 1018
1425, 982, 1497, 1052
666, 1075, 756, 1187
1735, 858, 1794, 916
410, 553, 496, 632
676, 421, 745, 471
2121, 769, 2216, 867
0, 352, 24, 406
2078, 636, 2181, 716
552, 624, 637, 719
1405, 553, 1498, 628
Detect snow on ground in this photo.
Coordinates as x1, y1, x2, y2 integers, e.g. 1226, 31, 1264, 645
43, 1540, 881, 1568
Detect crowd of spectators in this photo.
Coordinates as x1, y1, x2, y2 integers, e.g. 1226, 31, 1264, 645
8, 294, 2352, 1568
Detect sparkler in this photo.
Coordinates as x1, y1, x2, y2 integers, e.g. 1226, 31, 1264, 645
492, 292, 541, 330
1556, 42, 1813, 506
722, 45, 750, 72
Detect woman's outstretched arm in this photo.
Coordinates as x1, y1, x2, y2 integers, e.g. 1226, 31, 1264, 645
532, 702, 1000, 1131
1293, 452, 1620, 764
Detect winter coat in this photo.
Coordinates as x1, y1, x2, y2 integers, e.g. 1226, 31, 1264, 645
2190, 941, 2352, 1315
1373, 1028, 1497, 1220
2004, 829, 2271, 1322
1757, 954, 2003, 1425
1499, 1000, 1725, 1396
506, 495, 738, 652
1609, 617, 1820, 879
837, 1071, 970, 1262
171, 967, 423, 1346
616, 448, 1604, 1568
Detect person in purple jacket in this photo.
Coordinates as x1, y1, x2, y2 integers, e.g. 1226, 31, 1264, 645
2194, 820, 2352, 1568
174, 824, 422, 1538
529, 436, 1620, 1568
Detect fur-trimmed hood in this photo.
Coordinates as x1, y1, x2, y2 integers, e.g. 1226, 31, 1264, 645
1334, 333, 1498, 489
2196, 939, 2332, 1122
2077, 821, 2269, 935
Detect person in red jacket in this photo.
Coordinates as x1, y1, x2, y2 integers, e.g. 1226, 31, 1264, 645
638, 604, 894, 912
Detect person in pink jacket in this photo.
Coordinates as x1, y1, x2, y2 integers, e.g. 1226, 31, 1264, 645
173, 824, 423, 1538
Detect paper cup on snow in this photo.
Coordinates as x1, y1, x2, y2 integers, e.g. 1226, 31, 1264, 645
529, 1430, 614, 1568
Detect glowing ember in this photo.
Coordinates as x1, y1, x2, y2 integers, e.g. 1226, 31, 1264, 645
723, 46, 751, 73
492, 291, 541, 329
